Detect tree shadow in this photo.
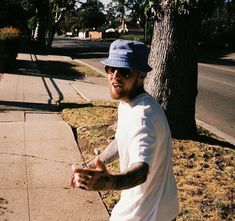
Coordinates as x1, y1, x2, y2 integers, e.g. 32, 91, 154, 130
58, 102, 94, 110
58, 101, 118, 111
36, 60, 85, 80
189, 127, 235, 150
13, 59, 85, 81
0, 100, 58, 112
195, 134, 235, 150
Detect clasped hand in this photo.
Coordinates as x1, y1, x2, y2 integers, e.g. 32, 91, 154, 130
69, 157, 113, 191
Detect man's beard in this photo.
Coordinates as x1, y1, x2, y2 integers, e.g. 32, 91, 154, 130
109, 81, 143, 102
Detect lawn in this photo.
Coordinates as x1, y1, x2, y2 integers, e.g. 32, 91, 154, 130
61, 100, 235, 221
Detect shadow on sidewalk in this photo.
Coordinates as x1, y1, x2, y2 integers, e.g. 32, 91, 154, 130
13, 59, 85, 81
0, 100, 58, 112
1, 59, 83, 112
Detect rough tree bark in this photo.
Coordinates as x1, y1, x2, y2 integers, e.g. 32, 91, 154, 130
35, 0, 49, 50
145, 2, 200, 138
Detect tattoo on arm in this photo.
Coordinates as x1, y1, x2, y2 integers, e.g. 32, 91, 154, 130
112, 162, 149, 190
92, 175, 113, 191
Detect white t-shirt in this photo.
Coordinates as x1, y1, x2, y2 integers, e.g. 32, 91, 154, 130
110, 93, 179, 221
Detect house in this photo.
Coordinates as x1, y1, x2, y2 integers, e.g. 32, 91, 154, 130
117, 19, 144, 35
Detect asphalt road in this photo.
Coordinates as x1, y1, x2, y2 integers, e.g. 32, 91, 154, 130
196, 63, 235, 138
52, 37, 235, 139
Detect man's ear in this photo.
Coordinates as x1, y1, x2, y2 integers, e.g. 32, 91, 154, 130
137, 72, 147, 86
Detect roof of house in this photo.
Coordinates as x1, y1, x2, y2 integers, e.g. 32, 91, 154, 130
117, 20, 144, 33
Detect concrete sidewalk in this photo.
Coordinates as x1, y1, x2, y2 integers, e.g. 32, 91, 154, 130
0, 54, 110, 220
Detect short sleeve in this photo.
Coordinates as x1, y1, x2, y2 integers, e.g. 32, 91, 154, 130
128, 117, 157, 167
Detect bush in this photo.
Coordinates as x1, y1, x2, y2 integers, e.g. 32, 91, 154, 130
0, 27, 20, 72
0, 26, 20, 40
119, 33, 152, 44
119, 33, 145, 42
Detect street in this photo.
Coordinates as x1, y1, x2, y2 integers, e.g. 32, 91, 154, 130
53, 37, 235, 139
197, 63, 235, 138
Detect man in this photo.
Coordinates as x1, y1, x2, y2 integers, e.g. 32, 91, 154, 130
70, 39, 179, 221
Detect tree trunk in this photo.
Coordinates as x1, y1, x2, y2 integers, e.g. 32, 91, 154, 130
36, 0, 49, 50
145, 6, 200, 138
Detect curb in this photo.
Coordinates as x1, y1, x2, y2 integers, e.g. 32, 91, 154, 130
73, 59, 106, 77
69, 82, 91, 102
198, 63, 235, 73
196, 119, 235, 147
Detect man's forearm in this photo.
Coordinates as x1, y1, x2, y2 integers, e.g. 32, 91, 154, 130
71, 160, 149, 191
111, 162, 149, 190
99, 138, 119, 165
87, 139, 119, 168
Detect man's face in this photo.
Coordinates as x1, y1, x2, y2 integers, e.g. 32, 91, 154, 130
105, 66, 145, 102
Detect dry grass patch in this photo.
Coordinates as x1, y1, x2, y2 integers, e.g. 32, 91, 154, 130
62, 100, 235, 220
72, 63, 102, 77
173, 138, 234, 220
62, 101, 118, 163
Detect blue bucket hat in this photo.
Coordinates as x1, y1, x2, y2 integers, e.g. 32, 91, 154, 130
101, 39, 152, 73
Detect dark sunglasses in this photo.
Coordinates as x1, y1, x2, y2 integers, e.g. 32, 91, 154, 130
105, 66, 131, 78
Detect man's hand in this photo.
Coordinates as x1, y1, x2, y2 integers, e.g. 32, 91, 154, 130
69, 157, 113, 191
86, 156, 99, 168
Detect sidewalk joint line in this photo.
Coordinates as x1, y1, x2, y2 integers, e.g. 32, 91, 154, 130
24, 112, 31, 221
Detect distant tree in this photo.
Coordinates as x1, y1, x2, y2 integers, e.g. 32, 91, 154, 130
200, 0, 235, 49
112, 0, 126, 19
126, 0, 147, 28
47, 0, 77, 46
1, 0, 85, 48
0, 0, 29, 30
58, 9, 78, 35
19, 0, 77, 48
76, 0, 106, 31
105, 2, 118, 27
35, 0, 76, 47
34, 0, 49, 48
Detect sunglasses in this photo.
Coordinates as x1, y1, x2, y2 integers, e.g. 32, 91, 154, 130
105, 66, 131, 78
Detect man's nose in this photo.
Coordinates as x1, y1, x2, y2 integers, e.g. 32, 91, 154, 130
111, 69, 121, 78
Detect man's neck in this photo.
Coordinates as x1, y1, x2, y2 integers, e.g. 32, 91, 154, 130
123, 87, 146, 103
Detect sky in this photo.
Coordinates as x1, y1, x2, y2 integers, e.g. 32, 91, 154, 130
100, 0, 111, 6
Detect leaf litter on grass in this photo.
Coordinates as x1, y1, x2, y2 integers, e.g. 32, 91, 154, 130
62, 100, 235, 220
